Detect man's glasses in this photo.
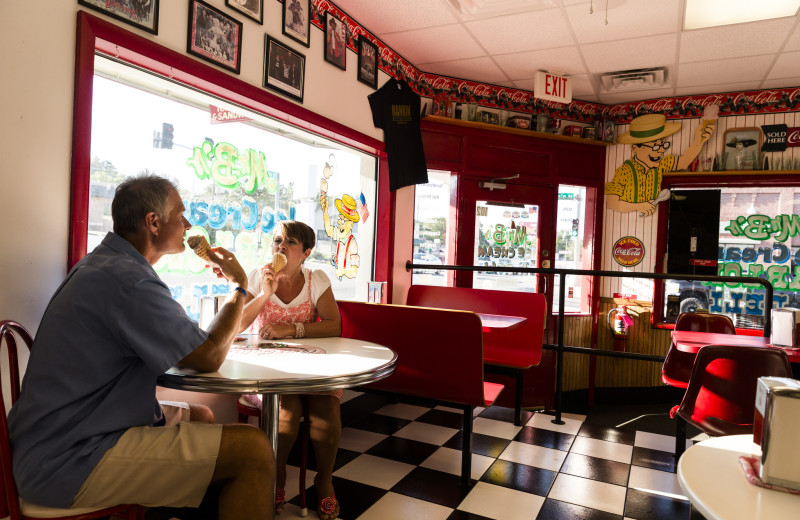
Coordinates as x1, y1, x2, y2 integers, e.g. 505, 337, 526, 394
638, 141, 671, 152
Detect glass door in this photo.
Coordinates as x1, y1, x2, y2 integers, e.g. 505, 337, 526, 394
457, 180, 555, 300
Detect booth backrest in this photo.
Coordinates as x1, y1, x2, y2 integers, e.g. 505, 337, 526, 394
338, 301, 487, 407
406, 285, 546, 367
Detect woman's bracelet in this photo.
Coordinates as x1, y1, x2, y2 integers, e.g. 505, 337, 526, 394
294, 322, 305, 338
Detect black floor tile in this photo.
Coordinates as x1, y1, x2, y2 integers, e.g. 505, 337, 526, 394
340, 392, 392, 426
286, 444, 360, 473
366, 435, 440, 465
559, 452, 630, 487
480, 459, 556, 496
578, 422, 636, 445
631, 446, 676, 473
624, 488, 691, 520
286, 475, 387, 520
515, 425, 575, 451
347, 413, 411, 435
416, 408, 465, 429
444, 430, 512, 458
536, 498, 623, 520
391, 467, 475, 508
477, 405, 534, 425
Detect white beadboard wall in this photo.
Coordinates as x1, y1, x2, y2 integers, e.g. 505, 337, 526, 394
600, 112, 800, 299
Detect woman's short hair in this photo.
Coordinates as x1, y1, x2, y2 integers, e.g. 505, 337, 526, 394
112, 175, 178, 237
278, 220, 316, 251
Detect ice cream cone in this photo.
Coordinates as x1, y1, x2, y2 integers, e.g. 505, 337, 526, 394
187, 235, 212, 261
272, 252, 287, 273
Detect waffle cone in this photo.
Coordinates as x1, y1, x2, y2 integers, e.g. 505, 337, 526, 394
187, 235, 212, 261
272, 252, 287, 273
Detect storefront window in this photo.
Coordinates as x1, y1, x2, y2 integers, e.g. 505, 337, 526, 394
412, 170, 450, 286
89, 57, 377, 321
663, 186, 800, 329
554, 185, 589, 313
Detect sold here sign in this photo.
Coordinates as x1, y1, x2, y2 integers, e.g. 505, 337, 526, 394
534, 71, 572, 104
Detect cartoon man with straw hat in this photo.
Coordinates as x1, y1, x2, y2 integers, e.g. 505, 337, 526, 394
321, 192, 360, 280
605, 112, 715, 216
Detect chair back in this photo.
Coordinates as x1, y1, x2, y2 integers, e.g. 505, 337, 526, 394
0, 320, 33, 520
677, 345, 792, 437
675, 312, 735, 334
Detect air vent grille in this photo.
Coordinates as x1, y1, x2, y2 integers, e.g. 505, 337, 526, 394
599, 67, 668, 92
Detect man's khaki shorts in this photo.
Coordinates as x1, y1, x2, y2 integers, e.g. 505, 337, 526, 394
72, 420, 222, 508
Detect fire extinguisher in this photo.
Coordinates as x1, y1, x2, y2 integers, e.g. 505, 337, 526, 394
607, 305, 632, 352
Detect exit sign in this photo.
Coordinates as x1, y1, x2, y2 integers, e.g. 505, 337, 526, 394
534, 71, 572, 104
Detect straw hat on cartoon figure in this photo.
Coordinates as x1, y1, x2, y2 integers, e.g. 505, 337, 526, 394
335, 194, 360, 225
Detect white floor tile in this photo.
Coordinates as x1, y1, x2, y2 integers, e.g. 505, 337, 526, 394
393, 421, 458, 445
548, 473, 627, 515
527, 412, 583, 435
628, 465, 687, 499
570, 436, 633, 464
435, 405, 465, 414
420, 446, 495, 480
334, 454, 414, 489
357, 491, 453, 520
282, 464, 315, 501
339, 427, 387, 453
374, 402, 430, 420
473, 416, 522, 440
458, 481, 546, 520
499, 441, 568, 472
634, 430, 691, 453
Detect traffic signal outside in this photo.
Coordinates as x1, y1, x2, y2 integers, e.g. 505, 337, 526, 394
161, 122, 174, 149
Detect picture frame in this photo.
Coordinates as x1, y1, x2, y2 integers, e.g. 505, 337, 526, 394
324, 11, 347, 70
357, 37, 378, 89
78, 0, 159, 35
187, 0, 243, 74
282, 0, 311, 48
225, 0, 263, 24
264, 35, 305, 103
723, 127, 762, 170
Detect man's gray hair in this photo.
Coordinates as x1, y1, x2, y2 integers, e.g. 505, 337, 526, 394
112, 175, 179, 236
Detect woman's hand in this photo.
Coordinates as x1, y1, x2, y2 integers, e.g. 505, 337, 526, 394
258, 323, 294, 339
257, 262, 283, 300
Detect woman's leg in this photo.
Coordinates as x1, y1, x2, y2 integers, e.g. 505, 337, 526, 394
276, 394, 302, 512
306, 395, 341, 519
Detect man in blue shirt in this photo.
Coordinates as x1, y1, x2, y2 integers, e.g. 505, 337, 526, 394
8, 176, 274, 519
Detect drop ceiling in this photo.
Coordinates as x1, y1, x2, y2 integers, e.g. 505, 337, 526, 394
333, 0, 800, 105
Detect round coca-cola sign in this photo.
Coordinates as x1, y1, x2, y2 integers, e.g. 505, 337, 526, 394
613, 236, 645, 267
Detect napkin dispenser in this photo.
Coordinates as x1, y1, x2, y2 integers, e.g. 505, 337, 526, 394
754, 377, 800, 490
770, 308, 800, 347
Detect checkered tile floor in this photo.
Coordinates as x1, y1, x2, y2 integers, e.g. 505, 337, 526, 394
276, 390, 706, 520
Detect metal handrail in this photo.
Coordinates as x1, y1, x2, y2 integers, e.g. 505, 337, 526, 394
406, 261, 774, 423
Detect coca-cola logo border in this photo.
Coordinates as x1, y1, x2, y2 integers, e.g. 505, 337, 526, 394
613, 236, 645, 267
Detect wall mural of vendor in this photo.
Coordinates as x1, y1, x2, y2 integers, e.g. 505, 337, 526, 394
605, 108, 716, 217
319, 156, 360, 280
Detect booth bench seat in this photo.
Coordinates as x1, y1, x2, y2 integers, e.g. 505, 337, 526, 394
338, 301, 504, 484
406, 285, 548, 425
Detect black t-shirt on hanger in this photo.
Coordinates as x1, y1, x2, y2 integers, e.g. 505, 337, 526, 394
368, 78, 428, 191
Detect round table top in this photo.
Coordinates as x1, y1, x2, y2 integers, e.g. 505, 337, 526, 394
157, 335, 397, 395
678, 434, 800, 520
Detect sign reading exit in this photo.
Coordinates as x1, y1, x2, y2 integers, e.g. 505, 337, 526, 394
534, 71, 572, 104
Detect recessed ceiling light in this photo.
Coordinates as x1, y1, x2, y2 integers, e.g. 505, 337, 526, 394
685, 0, 800, 30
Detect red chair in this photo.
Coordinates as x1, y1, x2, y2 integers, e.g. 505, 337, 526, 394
237, 397, 311, 517
672, 344, 792, 460
0, 320, 145, 520
663, 312, 736, 389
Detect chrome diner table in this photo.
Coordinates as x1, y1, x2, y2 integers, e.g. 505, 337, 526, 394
157, 335, 398, 455
671, 330, 800, 363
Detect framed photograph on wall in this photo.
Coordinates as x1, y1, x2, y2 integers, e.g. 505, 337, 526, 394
282, 0, 311, 47
225, 0, 263, 24
324, 11, 347, 70
723, 127, 762, 170
357, 37, 378, 89
187, 0, 243, 74
78, 0, 159, 34
264, 35, 305, 103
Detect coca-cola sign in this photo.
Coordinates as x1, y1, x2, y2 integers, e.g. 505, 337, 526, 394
613, 236, 645, 267
787, 127, 800, 148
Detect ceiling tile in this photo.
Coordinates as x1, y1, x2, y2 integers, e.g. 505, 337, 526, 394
678, 55, 773, 87
380, 25, 486, 64
564, 74, 595, 96
582, 34, 677, 74
464, 8, 573, 54
597, 87, 677, 105
675, 82, 764, 98
419, 57, 509, 83
680, 19, 796, 63
783, 24, 800, 52
566, 0, 681, 44
334, 0, 457, 34
493, 46, 585, 79
762, 76, 800, 89
768, 50, 800, 79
